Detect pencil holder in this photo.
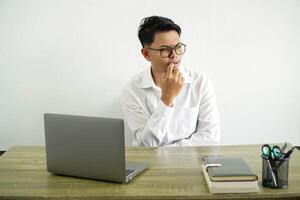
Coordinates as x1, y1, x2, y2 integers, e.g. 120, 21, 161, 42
262, 156, 289, 188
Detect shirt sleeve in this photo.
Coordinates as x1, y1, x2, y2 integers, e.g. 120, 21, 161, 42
176, 76, 220, 146
120, 86, 174, 147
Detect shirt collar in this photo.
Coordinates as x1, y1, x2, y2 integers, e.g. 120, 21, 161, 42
139, 67, 192, 89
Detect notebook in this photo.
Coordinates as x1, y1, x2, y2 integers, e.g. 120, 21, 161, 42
203, 156, 258, 182
201, 165, 259, 193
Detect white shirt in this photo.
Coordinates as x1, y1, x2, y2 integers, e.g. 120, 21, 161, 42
120, 67, 220, 147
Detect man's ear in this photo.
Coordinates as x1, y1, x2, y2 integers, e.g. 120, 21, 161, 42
141, 48, 151, 61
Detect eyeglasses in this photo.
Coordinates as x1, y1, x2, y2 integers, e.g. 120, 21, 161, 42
147, 43, 186, 58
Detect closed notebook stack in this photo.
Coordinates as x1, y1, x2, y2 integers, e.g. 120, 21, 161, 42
202, 156, 259, 193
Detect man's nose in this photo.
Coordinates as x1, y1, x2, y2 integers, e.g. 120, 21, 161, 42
168, 48, 176, 58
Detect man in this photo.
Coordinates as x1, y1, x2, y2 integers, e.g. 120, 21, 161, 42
121, 16, 220, 147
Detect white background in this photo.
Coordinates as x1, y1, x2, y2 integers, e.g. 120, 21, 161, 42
1, 0, 299, 150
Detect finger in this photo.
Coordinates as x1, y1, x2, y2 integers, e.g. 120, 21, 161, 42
180, 76, 185, 83
174, 69, 180, 81
166, 63, 174, 78
178, 72, 182, 81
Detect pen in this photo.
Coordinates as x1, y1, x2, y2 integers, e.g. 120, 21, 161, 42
281, 142, 288, 153
283, 147, 295, 159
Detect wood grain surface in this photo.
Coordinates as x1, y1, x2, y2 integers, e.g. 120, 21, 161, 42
0, 144, 299, 199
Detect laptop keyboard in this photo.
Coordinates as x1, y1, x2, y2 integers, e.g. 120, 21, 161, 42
126, 169, 136, 176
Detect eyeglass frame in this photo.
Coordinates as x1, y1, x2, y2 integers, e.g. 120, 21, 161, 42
146, 43, 187, 58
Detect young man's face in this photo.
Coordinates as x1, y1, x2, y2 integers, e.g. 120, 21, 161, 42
143, 30, 182, 74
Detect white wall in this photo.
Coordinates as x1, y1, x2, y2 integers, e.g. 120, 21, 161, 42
1, 0, 299, 150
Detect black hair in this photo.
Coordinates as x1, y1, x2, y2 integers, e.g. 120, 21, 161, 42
138, 16, 181, 47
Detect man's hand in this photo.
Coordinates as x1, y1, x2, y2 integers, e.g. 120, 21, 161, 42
160, 63, 184, 107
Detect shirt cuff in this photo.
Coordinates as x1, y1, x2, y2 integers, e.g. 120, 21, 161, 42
147, 100, 174, 143
156, 99, 174, 117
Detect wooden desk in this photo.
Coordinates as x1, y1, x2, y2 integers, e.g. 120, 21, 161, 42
0, 145, 299, 199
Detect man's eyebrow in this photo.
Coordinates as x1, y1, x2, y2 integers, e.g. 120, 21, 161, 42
159, 42, 181, 48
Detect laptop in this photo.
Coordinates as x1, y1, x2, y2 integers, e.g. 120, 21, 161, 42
44, 113, 148, 183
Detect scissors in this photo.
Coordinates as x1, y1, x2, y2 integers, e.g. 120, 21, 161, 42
261, 144, 283, 161
261, 144, 283, 187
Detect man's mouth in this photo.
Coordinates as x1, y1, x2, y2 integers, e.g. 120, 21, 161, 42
169, 61, 180, 66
